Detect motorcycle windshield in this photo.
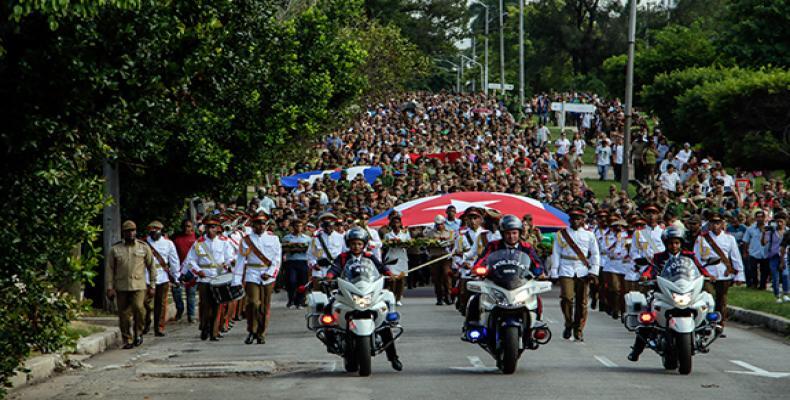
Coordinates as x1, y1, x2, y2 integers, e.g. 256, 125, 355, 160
341, 258, 381, 284
659, 256, 701, 283
485, 249, 533, 290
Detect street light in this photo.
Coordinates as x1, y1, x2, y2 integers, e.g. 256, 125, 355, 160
436, 59, 461, 93
498, 0, 505, 98
461, 55, 484, 93
621, 0, 637, 190
518, 0, 524, 109
472, 1, 489, 95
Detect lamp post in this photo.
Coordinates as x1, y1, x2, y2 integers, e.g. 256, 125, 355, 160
437, 59, 461, 93
621, 0, 637, 190
498, 0, 505, 97
473, 2, 490, 95
461, 55, 484, 93
518, 0, 524, 109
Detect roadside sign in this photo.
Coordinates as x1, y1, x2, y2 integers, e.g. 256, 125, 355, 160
550, 102, 596, 113
487, 83, 514, 91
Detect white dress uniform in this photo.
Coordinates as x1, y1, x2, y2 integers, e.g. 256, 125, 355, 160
605, 231, 630, 275
626, 225, 665, 282
383, 230, 411, 275
594, 226, 609, 270
184, 235, 236, 283
454, 226, 485, 278
307, 229, 346, 278
549, 227, 601, 278
365, 226, 383, 261
233, 231, 282, 286
145, 236, 181, 285
693, 231, 745, 281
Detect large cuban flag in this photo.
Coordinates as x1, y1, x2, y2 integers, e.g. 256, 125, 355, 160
368, 191, 569, 231
280, 166, 382, 188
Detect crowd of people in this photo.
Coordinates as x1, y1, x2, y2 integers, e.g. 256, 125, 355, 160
105, 91, 789, 351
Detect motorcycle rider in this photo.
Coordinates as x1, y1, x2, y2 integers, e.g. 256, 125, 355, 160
325, 227, 403, 372
464, 215, 544, 327
627, 226, 711, 361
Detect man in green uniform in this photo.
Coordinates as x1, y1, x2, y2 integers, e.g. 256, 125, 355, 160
106, 220, 156, 349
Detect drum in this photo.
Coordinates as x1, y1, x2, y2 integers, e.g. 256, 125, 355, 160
209, 273, 245, 304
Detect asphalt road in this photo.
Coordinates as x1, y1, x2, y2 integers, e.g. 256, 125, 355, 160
11, 287, 790, 400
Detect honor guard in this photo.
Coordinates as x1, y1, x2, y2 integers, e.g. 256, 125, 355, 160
423, 215, 456, 305
453, 207, 486, 315
592, 209, 610, 311
183, 216, 236, 341
307, 213, 346, 281
603, 218, 629, 319
550, 208, 601, 342
233, 212, 282, 344
693, 213, 744, 337
143, 220, 181, 337
106, 220, 156, 349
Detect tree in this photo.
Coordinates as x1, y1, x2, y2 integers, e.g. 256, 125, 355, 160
0, 0, 367, 393
717, 0, 790, 68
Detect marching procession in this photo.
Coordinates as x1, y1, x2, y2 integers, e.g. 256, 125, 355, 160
101, 91, 789, 379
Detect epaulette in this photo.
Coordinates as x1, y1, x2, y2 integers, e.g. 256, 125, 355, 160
136, 239, 148, 245
113, 240, 123, 246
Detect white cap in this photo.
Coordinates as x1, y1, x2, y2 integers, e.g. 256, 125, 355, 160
701, 159, 710, 164
434, 215, 446, 224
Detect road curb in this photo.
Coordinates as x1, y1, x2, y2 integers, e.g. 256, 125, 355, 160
10, 327, 121, 390
727, 305, 790, 335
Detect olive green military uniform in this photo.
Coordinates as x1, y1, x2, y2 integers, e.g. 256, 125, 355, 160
107, 239, 156, 344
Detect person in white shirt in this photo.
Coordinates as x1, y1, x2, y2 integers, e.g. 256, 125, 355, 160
555, 131, 571, 158
595, 139, 612, 181
183, 216, 236, 341
383, 216, 411, 305
659, 164, 681, 192
612, 137, 624, 182
550, 209, 601, 342
234, 212, 281, 345
307, 213, 346, 279
143, 220, 180, 337
535, 123, 551, 148
675, 143, 692, 167
693, 213, 744, 336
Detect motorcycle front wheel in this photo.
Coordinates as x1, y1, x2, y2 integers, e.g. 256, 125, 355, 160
501, 326, 519, 374
355, 335, 372, 377
677, 332, 693, 375
661, 335, 678, 370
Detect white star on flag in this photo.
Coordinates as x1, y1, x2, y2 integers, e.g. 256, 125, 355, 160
424, 199, 501, 212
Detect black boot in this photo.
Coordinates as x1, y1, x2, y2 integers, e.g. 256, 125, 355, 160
201, 329, 209, 341
628, 335, 646, 361
390, 357, 403, 371
257, 336, 265, 345
443, 297, 452, 305
436, 298, 443, 306
562, 327, 572, 340
245, 333, 255, 345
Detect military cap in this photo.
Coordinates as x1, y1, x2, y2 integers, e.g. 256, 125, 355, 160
147, 220, 164, 230
121, 220, 137, 231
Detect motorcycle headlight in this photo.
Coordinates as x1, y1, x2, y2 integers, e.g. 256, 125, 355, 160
352, 294, 373, 308
486, 289, 508, 305
671, 292, 692, 306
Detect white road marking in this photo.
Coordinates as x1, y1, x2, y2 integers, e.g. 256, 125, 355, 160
726, 360, 790, 379
468, 356, 485, 368
449, 356, 499, 372
594, 355, 618, 368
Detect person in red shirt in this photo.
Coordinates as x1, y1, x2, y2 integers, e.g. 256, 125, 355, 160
171, 219, 198, 323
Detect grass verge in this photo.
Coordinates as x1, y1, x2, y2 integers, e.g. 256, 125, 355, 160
728, 286, 790, 320
583, 178, 637, 200
65, 321, 106, 341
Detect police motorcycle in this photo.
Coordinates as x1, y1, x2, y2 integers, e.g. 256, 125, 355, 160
624, 256, 721, 375
463, 248, 552, 374
304, 257, 402, 377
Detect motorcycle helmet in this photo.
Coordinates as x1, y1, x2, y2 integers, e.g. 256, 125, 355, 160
345, 226, 370, 247
662, 226, 686, 244
499, 214, 524, 233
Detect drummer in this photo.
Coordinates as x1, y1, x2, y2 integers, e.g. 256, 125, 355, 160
383, 215, 410, 306
183, 215, 236, 341
233, 211, 282, 345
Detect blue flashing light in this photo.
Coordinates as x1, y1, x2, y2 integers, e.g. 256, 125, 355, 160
706, 312, 721, 322
386, 312, 400, 322
466, 327, 486, 343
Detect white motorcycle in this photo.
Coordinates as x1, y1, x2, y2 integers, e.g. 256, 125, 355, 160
624, 257, 722, 375
464, 249, 552, 374
305, 259, 402, 376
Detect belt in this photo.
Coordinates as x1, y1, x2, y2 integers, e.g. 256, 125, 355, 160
199, 264, 225, 274
561, 255, 580, 261
246, 264, 266, 269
